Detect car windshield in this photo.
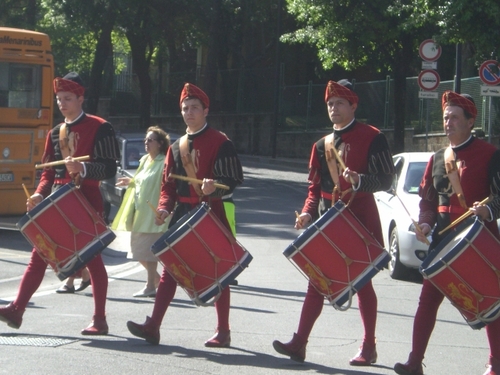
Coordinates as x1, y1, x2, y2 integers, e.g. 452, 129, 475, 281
404, 162, 427, 194
124, 141, 146, 169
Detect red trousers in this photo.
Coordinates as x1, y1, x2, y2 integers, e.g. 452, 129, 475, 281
296, 280, 378, 344
14, 249, 108, 318
150, 267, 230, 330
409, 279, 500, 362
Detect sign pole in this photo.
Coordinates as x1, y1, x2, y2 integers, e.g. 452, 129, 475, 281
488, 96, 492, 142
425, 99, 430, 151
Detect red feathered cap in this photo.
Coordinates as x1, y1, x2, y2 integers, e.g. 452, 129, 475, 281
179, 83, 209, 109
442, 90, 477, 118
53, 72, 85, 97
324, 79, 359, 105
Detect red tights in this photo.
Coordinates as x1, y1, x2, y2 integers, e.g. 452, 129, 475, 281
150, 267, 230, 330
409, 279, 500, 363
14, 249, 108, 317
296, 280, 378, 344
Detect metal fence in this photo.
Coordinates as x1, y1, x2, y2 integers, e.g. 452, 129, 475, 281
111, 68, 500, 137
282, 76, 500, 136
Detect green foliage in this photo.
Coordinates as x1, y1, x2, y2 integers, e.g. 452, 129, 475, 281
282, 0, 440, 72
437, 0, 500, 60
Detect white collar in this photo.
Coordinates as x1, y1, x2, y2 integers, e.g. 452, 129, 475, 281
186, 123, 208, 135
451, 135, 472, 148
65, 111, 85, 124
333, 118, 355, 131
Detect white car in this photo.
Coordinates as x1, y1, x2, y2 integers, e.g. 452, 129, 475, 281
374, 152, 433, 280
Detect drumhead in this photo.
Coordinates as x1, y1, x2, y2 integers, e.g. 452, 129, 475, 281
16, 183, 75, 230
420, 217, 482, 277
151, 203, 209, 255
283, 200, 346, 258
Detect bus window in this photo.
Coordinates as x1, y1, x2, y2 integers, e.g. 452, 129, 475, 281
10, 65, 41, 108
0, 28, 53, 228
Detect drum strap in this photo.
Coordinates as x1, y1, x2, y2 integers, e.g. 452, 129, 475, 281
444, 146, 467, 209
179, 135, 203, 198
58, 123, 81, 187
324, 133, 353, 206
438, 205, 467, 215
59, 123, 70, 159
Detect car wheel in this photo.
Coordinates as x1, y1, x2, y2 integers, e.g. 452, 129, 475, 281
388, 226, 410, 280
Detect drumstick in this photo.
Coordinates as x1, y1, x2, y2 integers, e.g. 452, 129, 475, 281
295, 211, 301, 219
392, 190, 430, 245
35, 155, 90, 169
330, 146, 355, 185
438, 196, 492, 235
168, 173, 230, 190
330, 145, 346, 171
146, 200, 162, 219
22, 183, 33, 205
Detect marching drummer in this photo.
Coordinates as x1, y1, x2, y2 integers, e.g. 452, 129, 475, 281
126, 83, 243, 347
0, 72, 120, 335
273, 80, 394, 365
394, 91, 500, 375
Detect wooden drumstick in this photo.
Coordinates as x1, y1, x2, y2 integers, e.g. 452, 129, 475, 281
295, 211, 301, 219
438, 196, 492, 235
393, 190, 430, 245
146, 200, 161, 219
35, 155, 90, 169
330, 145, 346, 171
22, 183, 33, 205
330, 146, 355, 185
168, 173, 230, 190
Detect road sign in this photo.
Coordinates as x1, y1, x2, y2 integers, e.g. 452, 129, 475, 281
422, 61, 437, 70
418, 70, 440, 91
479, 60, 500, 85
480, 85, 500, 97
419, 91, 439, 99
419, 39, 442, 62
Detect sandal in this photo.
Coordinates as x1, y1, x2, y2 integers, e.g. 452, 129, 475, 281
75, 279, 91, 292
56, 284, 75, 294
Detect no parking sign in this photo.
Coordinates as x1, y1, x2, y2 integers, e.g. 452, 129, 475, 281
479, 60, 500, 85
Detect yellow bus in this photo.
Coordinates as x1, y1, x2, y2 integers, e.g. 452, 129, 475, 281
0, 27, 54, 229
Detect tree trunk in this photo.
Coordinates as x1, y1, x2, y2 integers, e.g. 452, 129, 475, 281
127, 32, 152, 128
87, 16, 115, 115
392, 34, 413, 154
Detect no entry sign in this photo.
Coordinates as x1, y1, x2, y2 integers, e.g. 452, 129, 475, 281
418, 70, 440, 91
419, 40, 442, 62
479, 60, 500, 85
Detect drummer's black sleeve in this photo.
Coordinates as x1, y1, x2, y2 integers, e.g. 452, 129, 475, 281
358, 133, 394, 193
211, 140, 244, 198
85, 122, 121, 181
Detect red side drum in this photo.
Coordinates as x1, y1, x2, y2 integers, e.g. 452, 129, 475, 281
151, 202, 253, 306
420, 217, 500, 329
17, 183, 116, 281
283, 200, 390, 310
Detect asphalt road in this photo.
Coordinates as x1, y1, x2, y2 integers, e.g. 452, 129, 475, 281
0, 155, 492, 375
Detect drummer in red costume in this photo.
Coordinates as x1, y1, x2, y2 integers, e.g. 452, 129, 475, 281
0, 72, 120, 335
273, 79, 394, 365
394, 91, 500, 375
126, 83, 243, 347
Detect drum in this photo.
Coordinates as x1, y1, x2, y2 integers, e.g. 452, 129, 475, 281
284, 200, 389, 310
17, 183, 116, 281
151, 202, 253, 306
420, 217, 500, 329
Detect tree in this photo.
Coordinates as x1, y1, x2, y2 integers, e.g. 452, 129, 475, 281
282, 0, 441, 153
437, 0, 500, 60
40, 0, 118, 114
0, 0, 38, 29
